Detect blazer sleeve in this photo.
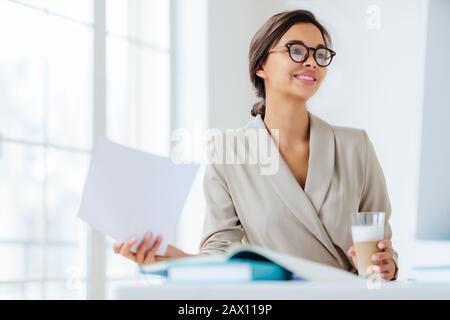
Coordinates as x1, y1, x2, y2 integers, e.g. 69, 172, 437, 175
359, 130, 399, 280
198, 135, 244, 255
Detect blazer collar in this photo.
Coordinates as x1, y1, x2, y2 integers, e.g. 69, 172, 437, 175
245, 112, 342, 266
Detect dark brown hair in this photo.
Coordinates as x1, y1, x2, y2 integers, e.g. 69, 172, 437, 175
249, 10, 332, 118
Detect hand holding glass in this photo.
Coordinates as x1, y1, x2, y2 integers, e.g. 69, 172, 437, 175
351, 212, 385, 277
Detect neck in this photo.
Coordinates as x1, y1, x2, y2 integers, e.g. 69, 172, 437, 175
263, 95, 310, 147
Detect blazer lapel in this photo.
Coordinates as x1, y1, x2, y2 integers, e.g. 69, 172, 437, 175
304, 112, 335, 214
244, 114, 343, 266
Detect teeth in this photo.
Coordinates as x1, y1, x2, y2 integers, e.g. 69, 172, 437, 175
296, 75, 315, 81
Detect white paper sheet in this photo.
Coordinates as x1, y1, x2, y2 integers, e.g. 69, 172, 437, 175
78, 138, 199, 255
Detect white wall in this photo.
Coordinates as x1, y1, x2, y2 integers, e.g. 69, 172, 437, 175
207, 0, 265, 129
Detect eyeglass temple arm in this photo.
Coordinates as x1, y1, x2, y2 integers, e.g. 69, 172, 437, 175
268, 46, 288, 53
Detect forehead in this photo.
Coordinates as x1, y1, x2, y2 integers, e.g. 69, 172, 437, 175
277, 23, 325, 47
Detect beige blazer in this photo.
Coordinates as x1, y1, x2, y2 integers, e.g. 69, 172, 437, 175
199, 112, 398, 276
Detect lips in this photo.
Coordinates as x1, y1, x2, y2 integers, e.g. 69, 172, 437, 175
295, 75, 315, 81
293, 71, 317, 86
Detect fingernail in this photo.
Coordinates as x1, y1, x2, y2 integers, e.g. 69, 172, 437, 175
379, 243, 385, 249
372, 254, 379, 261
130, 237, 137, 243
146, 232, 151, 240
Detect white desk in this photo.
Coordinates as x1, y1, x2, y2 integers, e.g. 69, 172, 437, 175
111, 279, 450, 300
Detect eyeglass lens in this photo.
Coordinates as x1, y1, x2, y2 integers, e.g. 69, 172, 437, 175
289, 43, 333, 67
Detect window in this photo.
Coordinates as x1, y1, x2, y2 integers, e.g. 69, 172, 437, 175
106, 0, 170, 156
105, 0, 171, 291
0, 0, 170, 299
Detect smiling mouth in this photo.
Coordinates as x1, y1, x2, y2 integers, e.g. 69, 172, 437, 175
294, 74, 317, 82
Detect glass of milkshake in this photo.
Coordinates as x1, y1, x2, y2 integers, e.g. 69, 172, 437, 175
351, 212, 385, 277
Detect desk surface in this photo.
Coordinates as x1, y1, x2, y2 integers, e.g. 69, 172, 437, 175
111, 279, 450, 300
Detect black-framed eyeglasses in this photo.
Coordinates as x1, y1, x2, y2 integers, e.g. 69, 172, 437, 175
269, 40, 336, 67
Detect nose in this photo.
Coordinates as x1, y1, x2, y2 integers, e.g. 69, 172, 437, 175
303, 49, 318, 69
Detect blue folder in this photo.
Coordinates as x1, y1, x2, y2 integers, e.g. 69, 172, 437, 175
140, 250, 296, 282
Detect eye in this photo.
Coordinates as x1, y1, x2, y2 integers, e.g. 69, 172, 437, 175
316, 53, 325, 60
289, 44, 307, 61
291, 47, 303, 55
315, 48, 332, 62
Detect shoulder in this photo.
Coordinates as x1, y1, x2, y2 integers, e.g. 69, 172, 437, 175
332, 124, 368, 149
310, 112, 369, 152
205, 116, 264, 151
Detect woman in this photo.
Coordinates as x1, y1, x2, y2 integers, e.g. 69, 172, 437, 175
113, 10, 398, 280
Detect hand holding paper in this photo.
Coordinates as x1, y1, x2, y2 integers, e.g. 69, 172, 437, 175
78, 138, 199, 256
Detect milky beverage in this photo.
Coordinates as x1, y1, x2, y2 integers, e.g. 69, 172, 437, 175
351, 225, 384, 276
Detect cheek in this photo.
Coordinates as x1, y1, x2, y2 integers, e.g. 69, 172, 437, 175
317, 69, 327, 84
266, 58, 296, 83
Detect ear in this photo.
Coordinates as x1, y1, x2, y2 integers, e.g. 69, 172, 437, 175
255, 65, 267, 79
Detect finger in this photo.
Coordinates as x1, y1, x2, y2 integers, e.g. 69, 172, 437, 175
380, 268, 394, 279
371, 251, 393, 262
120, 237, 137, 260
155, 256, 169, 262
379, 261, 394, 273
144, 236, 163, 264
380, 259, 396, 271
136, 233, 152, 265
380, 271, 393, 280
113, 242, 122, 254
347, 246, 356, 256
377, 239, 392, 250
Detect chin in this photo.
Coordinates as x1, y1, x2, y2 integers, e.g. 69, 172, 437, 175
289, 84, 318, 100
291, 90, 315, 102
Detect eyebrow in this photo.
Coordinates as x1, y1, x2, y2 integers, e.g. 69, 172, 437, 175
285, 40, 327, 48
